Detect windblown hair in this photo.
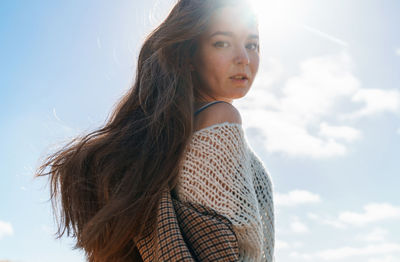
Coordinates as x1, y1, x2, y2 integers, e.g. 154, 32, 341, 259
35, 0, 255, 261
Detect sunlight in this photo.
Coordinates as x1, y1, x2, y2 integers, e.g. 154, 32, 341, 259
248, 0, 310, 38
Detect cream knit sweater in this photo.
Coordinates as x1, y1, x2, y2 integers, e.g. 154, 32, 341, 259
176, 122, 275, 262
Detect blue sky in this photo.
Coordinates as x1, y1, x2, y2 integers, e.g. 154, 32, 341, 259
1, 0, 399, 261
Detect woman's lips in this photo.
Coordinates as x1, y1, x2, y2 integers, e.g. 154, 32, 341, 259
230, 74, 249, 84
230, 73, 249, 79
230, 78, 248, 84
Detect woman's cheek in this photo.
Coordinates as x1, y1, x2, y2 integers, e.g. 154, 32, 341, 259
251, 55, 260, 73
213, 53, 231, 70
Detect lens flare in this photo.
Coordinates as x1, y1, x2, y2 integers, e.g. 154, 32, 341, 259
248, 0, 310, 38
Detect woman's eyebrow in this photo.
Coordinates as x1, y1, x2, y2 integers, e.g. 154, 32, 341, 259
209, 31, 259, 40
209, 31, 234, 38
248, 34, 259, 40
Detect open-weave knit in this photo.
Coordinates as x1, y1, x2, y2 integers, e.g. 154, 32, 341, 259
176, 122, 275, 262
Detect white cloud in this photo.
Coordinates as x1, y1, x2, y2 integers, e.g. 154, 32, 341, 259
319, 122, 361, 142
279, 51, 359, 120
290, 242, 400, 260
307, 212, 347, 229
338, 203, 400, 226
320, 218, 347, 229
396, 48, 400, 56
276, 240, 290, 250
343, 89, 400, 119
275, 240, 304, 250
356, 227, 388, 242
249, 110, 347, 158
308, 203, 400, 229
293, 241, 305, 248
0, 220, 13, 240
307, 212, 319, 220
369, 255, 399, 262
253, 57, 284, 89
237, 51, 400, 158
275, 190, 321, 206
397, 128, 400, 135
238, 52, 356, 158
290, 217, 309, 233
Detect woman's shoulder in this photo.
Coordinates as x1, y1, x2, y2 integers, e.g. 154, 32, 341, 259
194, 101, 242, 133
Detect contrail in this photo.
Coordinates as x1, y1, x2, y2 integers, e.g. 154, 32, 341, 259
302, 24, 349, 47
53, 107, 61, 122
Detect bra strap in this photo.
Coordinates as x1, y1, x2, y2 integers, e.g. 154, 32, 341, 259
194, 101, 229, 116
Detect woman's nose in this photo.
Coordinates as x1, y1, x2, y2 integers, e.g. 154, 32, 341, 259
233, 47, 250, 65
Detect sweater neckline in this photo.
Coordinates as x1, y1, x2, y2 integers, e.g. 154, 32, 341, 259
192, 122, 243, 136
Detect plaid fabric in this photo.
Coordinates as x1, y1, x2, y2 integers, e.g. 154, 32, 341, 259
135, 188, 239, 261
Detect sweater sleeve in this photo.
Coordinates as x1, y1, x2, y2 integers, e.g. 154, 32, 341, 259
249, 150, 275, 262
176, 122, 264, 261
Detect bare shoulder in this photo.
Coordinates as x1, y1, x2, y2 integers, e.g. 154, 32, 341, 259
194, 102, 242, 132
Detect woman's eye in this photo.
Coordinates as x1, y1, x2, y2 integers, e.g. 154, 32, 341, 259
246, 43, 259, 51
213, 41, 230, 48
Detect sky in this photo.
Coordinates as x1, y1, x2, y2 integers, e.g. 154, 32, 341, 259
0, 0, 399, 261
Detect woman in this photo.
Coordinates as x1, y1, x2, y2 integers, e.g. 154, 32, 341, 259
36, 0, 274, 261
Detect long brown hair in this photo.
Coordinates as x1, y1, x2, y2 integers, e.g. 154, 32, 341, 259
35, 0, 255, 261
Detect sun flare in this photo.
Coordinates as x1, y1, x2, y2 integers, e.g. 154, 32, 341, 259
248, 0, 310, 37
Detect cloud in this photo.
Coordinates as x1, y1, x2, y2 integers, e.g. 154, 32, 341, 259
0, 221, 13, 240
243, 109, 348, 157
368, 255, 399, 262
293, 242, 305, 248
289, 242, 400, 260
397, 128, 400, 135
307, 203, 400, 229
319, 122, 361, 142
276, 240, 290, 250
279, 51, 359, 119
252, 57, 284, 89
338, 203, 400, 227
356, 227, 388, 242
235, 50, 400, 158
237, 50, 400, 158
275, 190, 321, 206
275, 240, 304, 250
238, 51, 361, 158
396, 48, 400, 56
307, 212, 347, 229
320, 219, 347, 229
290, 216, 309, 233
307, 212, 319, 220
342, 89, 400, 119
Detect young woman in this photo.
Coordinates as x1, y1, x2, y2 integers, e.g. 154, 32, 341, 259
36, 0, 274, 261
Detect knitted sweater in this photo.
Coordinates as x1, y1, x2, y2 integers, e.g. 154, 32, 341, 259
176, 122, 275, 262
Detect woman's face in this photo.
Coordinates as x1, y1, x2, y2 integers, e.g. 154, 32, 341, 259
193, 5, 259, 103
